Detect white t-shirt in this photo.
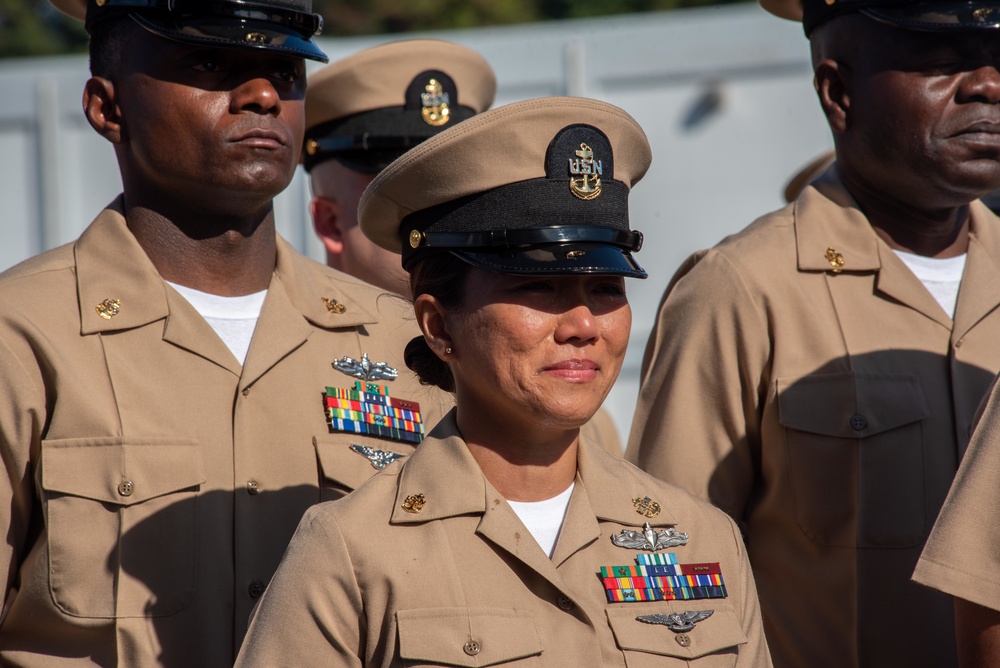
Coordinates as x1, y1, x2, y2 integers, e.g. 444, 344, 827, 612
166, 281, 266, 365
507, 483, 575, 558
892, 250, 966, 318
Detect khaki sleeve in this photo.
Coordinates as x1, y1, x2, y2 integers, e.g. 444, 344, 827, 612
727, 515, 773, 667
0, 333, 44, 614
236, 505, 365, 667
913, 377, 1000, 612
625, 250, 769, 520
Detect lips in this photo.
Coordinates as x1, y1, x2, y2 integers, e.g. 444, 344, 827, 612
544, 358, 599, 382
229, 125, 289, 149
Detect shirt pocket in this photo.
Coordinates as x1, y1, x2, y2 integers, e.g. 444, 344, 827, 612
314, 436, 414, 500
396, 607, 542, 667
777, 372, 930, 548
39, 437, 205, 618
607, 604, 746, 667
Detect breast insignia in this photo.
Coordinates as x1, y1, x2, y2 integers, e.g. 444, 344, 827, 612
612, 522, 689, 551
333, 353, 398, 381
600, 552, 727, 603
349, 444, 405, 470
636, 610, 714, 633
324, 382, 425, 444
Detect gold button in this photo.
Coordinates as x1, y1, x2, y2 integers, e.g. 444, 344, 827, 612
118, 480, 134, 497
247, 480, 260, 495
409, 229, 425, 249
557, 595, 574, 611
463, 640, 481, 656
676, 633, 691, 647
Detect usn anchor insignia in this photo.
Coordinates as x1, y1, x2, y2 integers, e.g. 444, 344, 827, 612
637, 610, 714, 633
421, 78, 450, 127
612, 522, 690, 551
334, 353, 399, 381
568, 142, 602, 200
350, 444, 405, 470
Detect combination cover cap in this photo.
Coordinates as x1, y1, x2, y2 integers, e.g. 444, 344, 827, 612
50, 0, 328, 62
303, 39, 496, 173
760, 0, 1000, 35
359, 96, 652, 278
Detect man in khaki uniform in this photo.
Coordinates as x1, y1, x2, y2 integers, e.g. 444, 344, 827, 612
304, 39, 496, 296
304, 40, 626, 454
237, 95, 772, 667
627, 1, 1000, 666
0, 2, 449, 666
914, 380, 1000, 666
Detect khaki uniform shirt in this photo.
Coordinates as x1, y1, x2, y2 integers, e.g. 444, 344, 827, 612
236, 411, 772, 668
913, 378, 1000, 611
0, 199, 452, 667
626, 168, 1000, 668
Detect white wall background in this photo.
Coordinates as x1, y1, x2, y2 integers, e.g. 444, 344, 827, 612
0, 4, 833, 444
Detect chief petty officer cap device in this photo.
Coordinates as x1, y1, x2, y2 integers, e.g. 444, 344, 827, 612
50, 0, 329, 62
303, 39, 497, 174
359, 96, 652, 278
761, 0, 1000, 35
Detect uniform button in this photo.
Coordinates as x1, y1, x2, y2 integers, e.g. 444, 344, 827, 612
118, 480, 134, 497
557, 595, 574, 611
849, 413, 867, 431
463, 640, 481, 656
242, 387, 250, 397
676, 633, 691, 647
246, 480, 260, 495
955, 339, 963, 348
248, 580, 265, 599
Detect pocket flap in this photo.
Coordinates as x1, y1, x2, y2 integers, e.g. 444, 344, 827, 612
607, 605, 746, 659
41, 437, 204, 505
777, 372, 929, 438
397, 608, 542, 666
314, 437, 413, 492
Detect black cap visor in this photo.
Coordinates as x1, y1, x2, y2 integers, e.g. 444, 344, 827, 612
132, 11, 328, 61
453, 243, 647, 278
862, 1, 1000, 30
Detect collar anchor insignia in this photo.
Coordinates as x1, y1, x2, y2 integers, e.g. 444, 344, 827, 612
633, 496, 661, 518
350, 444, 405, 470
612, 522, 690, 551
334, 353, 398, 381
96, 298, 121, 320
636, 610, 714, 633
401, 493, 426, 513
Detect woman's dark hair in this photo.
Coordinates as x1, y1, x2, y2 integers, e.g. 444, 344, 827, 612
404, 253, 472, 393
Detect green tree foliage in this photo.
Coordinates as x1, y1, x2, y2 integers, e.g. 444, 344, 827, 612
0, 0, 751, 57
0, 0, 87, 57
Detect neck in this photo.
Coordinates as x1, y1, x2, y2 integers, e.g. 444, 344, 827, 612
456, 407, 579, 502
124, 201, 277, 296
840, 167, 971, 259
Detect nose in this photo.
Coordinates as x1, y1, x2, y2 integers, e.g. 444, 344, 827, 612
231, 76, 281, 116
957, 64, 1000, 105
554, 302, 600, 345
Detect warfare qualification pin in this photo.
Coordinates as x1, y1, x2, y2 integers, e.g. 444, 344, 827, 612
421, 79, 451, 127
612, 522, 690, 551
568, 142, 602, 200
333, 353, 398, 381
637, 610, 714, 633
350, 444, 405, 470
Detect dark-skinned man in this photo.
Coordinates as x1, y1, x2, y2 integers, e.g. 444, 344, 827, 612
0, 1, 451, 665
627, 1, 1000, 666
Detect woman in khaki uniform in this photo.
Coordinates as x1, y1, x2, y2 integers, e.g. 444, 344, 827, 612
236, 97, 771, 667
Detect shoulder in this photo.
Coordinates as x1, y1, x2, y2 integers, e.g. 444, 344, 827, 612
0, 243, 76, 292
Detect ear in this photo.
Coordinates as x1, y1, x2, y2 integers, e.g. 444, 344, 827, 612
83, 77, 125, 144
815, 59, 850, 134
413, 293, 454, 360
310, 196, 345, 256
